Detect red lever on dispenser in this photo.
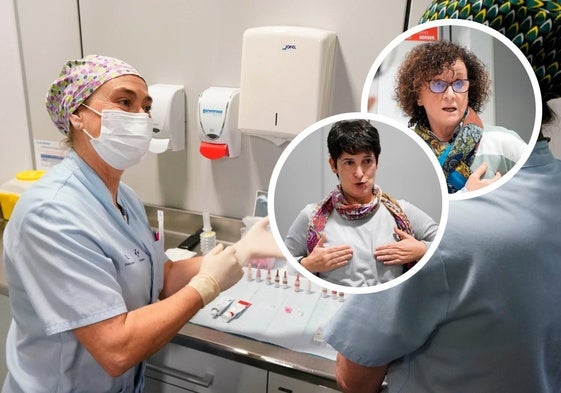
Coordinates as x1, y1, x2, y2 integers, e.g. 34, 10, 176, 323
199, 141, 229, 160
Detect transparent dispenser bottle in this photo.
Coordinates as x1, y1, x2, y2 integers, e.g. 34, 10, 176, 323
199, 212, 216, 255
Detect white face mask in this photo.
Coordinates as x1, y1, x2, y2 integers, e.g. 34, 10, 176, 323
81, 104, 154, 170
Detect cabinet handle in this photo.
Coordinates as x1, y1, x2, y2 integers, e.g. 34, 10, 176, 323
278, 388, 293, 393
146, 362, 214, 388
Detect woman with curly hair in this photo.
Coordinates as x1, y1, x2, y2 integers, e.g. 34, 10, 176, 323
395, 40, 527, 193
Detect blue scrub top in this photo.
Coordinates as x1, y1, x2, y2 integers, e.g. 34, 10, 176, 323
2, 151, 168, 393
325, 141, 561, 392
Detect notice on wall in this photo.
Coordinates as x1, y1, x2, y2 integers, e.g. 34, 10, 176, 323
406, 26, 439, 41
34, 139, 69, 171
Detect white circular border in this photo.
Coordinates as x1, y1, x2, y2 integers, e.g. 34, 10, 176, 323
361, 19, 543, 201
268, 112, 450, 295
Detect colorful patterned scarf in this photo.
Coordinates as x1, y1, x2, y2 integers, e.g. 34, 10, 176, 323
414, 109, 482, 193
306, 185, 415, 269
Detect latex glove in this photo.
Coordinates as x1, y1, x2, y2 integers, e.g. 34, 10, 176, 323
234, 217, 283, 265
187, 244, 242, 306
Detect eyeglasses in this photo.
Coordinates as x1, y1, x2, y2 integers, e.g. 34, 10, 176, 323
428, 79, 470, 94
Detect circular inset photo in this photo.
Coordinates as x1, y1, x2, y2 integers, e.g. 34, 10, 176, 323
268, 113, 448, 294
363, 19, 541, 199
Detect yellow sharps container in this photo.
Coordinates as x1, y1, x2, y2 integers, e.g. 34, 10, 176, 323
0, 170, 45, 220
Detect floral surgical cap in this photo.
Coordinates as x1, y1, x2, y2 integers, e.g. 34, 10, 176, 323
420, 0, 561, 101
45, 55, 143, 135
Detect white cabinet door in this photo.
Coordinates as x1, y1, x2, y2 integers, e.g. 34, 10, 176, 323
144, 377, 194, 393
267, 372, 340, 393
145, 343, 267, 393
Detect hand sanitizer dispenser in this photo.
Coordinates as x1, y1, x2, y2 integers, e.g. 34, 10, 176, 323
148, 84, 186, 153
198, 87, 241, 159
238, 26, 337, 140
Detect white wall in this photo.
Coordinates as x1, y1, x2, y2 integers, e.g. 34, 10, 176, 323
8, 0, 561, 223
14, 0, 82, 145
14, 0, 412, 220
0, 0, 33, 184
408, 0, 434, 28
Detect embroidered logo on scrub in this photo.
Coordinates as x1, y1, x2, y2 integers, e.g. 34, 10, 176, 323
123, 248, 147, 266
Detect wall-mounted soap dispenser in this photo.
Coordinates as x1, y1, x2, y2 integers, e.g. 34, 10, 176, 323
148, 84, 186, 153
198, 87, 241, 160
238, 26, 337, 141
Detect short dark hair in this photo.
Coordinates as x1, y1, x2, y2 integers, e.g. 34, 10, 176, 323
327, 120, 381, 164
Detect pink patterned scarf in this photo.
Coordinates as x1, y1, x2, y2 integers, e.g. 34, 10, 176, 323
306, 185, 415, 268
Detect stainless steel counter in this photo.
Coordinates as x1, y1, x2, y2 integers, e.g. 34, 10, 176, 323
0, 206, 338, 389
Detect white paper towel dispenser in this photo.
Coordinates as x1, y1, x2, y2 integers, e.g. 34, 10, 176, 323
148, 84, 185, 153
198, 87, 240, 159
238, 26, 337, 141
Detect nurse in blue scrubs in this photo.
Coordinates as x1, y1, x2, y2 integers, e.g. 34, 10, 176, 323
325, 2, 561, 392
1, 55, 281, 393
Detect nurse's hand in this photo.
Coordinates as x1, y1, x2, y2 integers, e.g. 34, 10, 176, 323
187, 244, 242, 306
234, 217, 283, 265
301, 234, 353, 273
374, 227, 426, 265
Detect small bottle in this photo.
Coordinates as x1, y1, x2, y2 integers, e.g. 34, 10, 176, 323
246, 265, 253, 281
306, 278, 312, 294
255, 265, 262, 282
200, 212, 216, 255
282, 271, 288, 289
274, 270, 280, 287
321, 287, 328, 298
266, 268, 272, 285
338, 291, 345, 302
294, 274, 301, 292
331, 290, 337, 300
313, 326, 325, 343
